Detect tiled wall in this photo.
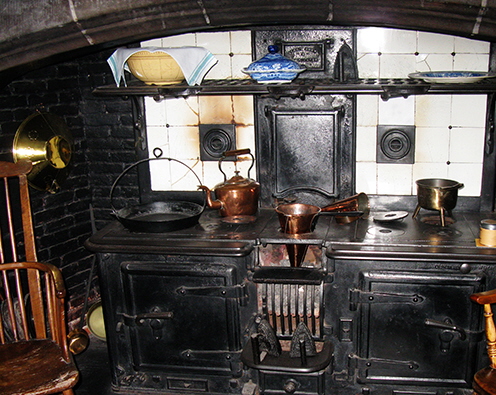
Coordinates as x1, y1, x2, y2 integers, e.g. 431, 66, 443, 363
356, 28, 490, 197
143, 28, 490, 197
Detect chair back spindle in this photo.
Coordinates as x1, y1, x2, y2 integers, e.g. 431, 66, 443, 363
0, 160, 78, 395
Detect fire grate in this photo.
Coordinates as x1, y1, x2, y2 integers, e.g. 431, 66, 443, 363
258, 282, 322, 338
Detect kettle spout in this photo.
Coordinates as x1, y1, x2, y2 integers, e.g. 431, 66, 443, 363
198, 185, 223, 210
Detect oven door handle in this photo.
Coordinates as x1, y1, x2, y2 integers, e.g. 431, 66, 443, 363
119, 311, 174, 327
424, 318, 467, 340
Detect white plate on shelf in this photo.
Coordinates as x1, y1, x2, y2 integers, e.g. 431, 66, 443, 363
408, 71, 496, 83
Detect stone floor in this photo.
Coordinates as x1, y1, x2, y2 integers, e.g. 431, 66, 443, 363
73, 335, 113, 395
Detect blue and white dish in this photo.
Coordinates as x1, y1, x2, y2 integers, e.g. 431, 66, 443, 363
408, 71, 495, 83
243, 45, 306, 84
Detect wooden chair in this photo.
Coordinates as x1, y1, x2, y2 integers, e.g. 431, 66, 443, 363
0, 160, 37, 264
0, 160, 78, 394
471, 289, 496, 395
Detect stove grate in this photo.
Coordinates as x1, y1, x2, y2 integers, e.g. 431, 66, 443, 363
258, 282, 322, 338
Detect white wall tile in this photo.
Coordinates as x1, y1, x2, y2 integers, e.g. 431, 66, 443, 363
230, 30, 252, 54
146, 126, 170, 157
356, 126, 376, 162
355, 162, 377, 194
161, 33, 196, 47
357, 96, 378, 126
447, 163, 482, 196
380, 29, 417, 54
173, 159, 203, 191
449, 127, 485, 163
165, 97, 199, 126
415, 54, 453, 72
415, 95, 451, 127
149, 159, 172, 190
378, 96, 415, 124
236, 125, 257, 158
204, 54, 231, 79
379, 54, 417, 78
415, 127, 449, 163
141, 38, 162, 47
145, 97, 167, 126
159, 158, 202, 191
232, 54, 253, 79
196, 32, 231, 54
417, 32, 454, 53
357, 53, 380, 78
453, 53, 489, 71
232, 95, 254, 125
451, 95, 487, 127
202, 161, 225, 187
377, 164, 412, 195
168, 126, 200, 160
198, 96, 235, 124
413, 162, 449, 181
454, 36, 490, 53
357, 27, 386, 53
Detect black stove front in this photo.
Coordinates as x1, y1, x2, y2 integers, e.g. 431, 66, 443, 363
86, 208, 496, 395
85, 25, 496, 395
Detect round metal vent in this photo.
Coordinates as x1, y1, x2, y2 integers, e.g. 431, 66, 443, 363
376, 125, 415, 164
381, 129, 411, 160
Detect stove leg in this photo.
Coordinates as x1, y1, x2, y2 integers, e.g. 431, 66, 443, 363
413, 204, 421, 219
440, 208, 446, 227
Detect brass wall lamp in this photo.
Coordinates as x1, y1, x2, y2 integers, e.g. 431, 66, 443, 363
12, 112, 73, 193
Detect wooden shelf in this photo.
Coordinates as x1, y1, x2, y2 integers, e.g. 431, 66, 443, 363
93, 78, 496, 100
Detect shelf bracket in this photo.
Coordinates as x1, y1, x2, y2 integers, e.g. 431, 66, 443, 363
157, 86, 202, 98
263, 85, 314, 100
380, 85, 430, 101
131, 96, 147, 152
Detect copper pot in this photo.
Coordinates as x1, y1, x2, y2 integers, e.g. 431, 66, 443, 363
199, 149, 260, 223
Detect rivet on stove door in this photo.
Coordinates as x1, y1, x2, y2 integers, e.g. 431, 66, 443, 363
460, 263, 471, 274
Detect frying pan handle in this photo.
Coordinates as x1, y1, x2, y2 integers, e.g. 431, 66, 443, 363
110, 152, 204, 212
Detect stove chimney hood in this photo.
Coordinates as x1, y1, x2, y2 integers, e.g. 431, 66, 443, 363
1, 0, 496, 80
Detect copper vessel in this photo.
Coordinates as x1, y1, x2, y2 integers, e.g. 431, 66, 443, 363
275, 203, 321, 267
199, 149, 260, 223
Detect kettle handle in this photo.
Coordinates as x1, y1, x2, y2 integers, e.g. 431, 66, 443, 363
219, 148, 255, 181
224, 148, 251, 157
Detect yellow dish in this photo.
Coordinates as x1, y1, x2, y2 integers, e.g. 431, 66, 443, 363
127, 51, 184, 85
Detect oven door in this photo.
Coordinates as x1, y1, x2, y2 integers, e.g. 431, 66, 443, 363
119, 261, 245, 376
351, 269, 484, 388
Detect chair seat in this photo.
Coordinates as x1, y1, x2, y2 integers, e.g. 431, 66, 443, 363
0, 339, 78, 395
474, 366, 496, 395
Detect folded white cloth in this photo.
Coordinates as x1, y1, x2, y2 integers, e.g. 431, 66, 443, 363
107, 46, 218, 86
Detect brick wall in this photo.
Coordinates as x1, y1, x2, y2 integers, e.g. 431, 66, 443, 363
0, 49, 137, 326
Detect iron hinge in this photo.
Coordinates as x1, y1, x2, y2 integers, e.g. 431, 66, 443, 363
177, 282, 248, 302
348, 353, 419, 372
349, 288, 424, 310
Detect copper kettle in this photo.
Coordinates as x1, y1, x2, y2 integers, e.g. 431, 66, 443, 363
199, 149, 260, 223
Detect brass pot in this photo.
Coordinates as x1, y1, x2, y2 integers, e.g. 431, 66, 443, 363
199, 149, 260, 223
413, 178, 464, 226
415, 178, 464, 212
